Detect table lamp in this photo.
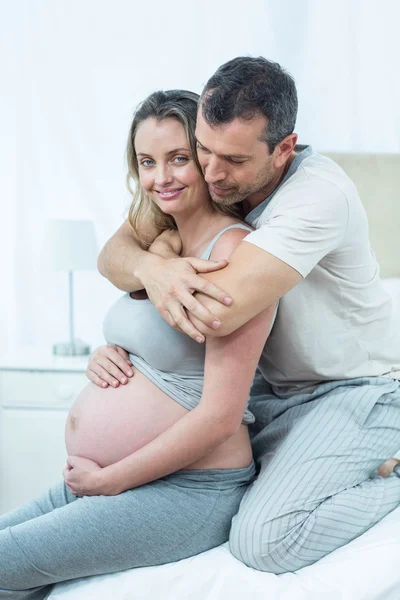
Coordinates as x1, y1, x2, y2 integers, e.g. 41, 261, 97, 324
42, 219, 98, 356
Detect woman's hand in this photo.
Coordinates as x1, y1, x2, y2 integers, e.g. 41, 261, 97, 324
63, 456, 120, 496
86, 344, 134, 388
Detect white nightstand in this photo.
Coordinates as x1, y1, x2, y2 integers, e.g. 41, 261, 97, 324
0, 348, 88, 514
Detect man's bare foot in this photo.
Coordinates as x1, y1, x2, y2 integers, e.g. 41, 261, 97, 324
378, 458, 400, 477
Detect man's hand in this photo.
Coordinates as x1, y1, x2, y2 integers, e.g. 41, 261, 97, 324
138, 254, 232, 343
86, 344, 134, 388
98, 220, 232, 334
147, 229, 233, 335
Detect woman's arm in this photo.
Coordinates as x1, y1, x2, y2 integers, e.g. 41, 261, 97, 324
99, 304, 274, 495
65, 304, 274, 496
86, 232, 184, 389
64, 228, 275, 496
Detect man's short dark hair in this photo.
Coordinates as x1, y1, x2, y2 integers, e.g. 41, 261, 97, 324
201, 56, 298, 153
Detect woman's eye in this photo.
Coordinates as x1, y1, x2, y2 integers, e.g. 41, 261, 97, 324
174, 156, 188, 163
141, 159, 154, 167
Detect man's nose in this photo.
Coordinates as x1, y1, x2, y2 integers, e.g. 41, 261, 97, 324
203, 157, 227, 184
155, 164, 174, 186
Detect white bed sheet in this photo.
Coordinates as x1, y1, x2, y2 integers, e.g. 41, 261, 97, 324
50, 278, 400, 600
50, 506, 400, 600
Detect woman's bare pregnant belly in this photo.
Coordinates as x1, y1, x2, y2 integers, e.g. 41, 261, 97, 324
65, 370, 252, 469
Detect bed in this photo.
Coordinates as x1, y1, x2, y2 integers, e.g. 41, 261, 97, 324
49, 153, 400, 600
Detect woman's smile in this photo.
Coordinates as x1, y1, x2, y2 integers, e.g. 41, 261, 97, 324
135, 117, 211, 216
155, 187, 185, 200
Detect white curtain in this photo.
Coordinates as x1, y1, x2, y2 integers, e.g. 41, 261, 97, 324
1, 0, 399, 352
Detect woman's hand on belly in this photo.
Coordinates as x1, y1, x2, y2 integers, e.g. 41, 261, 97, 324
86, 344, 134, 388
63, 455, 119, 497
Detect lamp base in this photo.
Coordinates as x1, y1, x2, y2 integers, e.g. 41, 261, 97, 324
52, 339, 91, 357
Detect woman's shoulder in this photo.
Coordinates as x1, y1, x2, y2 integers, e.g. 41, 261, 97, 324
213, 214, 253, 232
208, 220, 253, 262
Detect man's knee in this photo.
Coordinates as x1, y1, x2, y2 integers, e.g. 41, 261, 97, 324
228, 502, 278, 573
229, 505, 315, 574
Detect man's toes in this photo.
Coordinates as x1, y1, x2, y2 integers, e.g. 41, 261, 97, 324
377, 458, 400, 478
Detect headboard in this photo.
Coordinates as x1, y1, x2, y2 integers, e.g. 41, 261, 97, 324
323, 153, 400, 279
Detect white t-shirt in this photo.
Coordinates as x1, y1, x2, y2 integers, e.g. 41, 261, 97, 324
244, 147, 400, 395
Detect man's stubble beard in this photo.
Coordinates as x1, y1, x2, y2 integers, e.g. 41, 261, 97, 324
208, 186, 245, 206
206, 162, 274, 207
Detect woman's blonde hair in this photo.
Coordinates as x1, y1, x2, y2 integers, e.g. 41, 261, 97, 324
126, 89, 243, 248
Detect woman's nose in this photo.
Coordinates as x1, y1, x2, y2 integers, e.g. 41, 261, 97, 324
155, 164, 174, 186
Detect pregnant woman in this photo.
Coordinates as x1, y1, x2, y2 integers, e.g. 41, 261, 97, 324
0, 90, 275, 600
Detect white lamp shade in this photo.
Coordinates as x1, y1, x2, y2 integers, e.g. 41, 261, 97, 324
42, 219, 99, 271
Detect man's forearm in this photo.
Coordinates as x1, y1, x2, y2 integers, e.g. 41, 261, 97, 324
97, 220, 235, 338
98, 224, 180, 292
189, 241, 302, 337
97, 234, 150, 292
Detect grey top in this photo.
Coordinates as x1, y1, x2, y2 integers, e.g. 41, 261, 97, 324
103, 223, 256, 424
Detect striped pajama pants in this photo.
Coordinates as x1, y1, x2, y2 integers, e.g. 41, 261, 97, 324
229, 375, 400, 574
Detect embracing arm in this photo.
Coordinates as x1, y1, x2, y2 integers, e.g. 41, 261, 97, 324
97, 219, 160, 292
96, 226, 299, 339
98, 219, 231, 335
186, 179, 350, 337
189, 241, 302, 337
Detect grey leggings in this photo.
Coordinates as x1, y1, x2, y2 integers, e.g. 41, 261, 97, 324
0, 463, 255, 600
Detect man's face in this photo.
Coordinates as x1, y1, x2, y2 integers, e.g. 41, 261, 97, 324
195, 109, 275, 207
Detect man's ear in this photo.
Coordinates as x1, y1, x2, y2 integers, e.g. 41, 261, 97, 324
273, 133, 298, 169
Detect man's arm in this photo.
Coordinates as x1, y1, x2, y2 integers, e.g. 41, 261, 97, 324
189, 241, 302, 337
100, 180, 346, 339
98, 220, 299, 338
98, 219, 235, 338
98, 219, 159, 292
189, 179, 349, 337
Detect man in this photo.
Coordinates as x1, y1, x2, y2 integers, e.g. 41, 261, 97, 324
97, 57, 400, 574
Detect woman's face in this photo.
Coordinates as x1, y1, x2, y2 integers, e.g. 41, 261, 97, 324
135, 117, 209, 216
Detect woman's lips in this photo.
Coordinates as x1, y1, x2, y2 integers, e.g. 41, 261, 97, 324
155, 188, 185, 200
